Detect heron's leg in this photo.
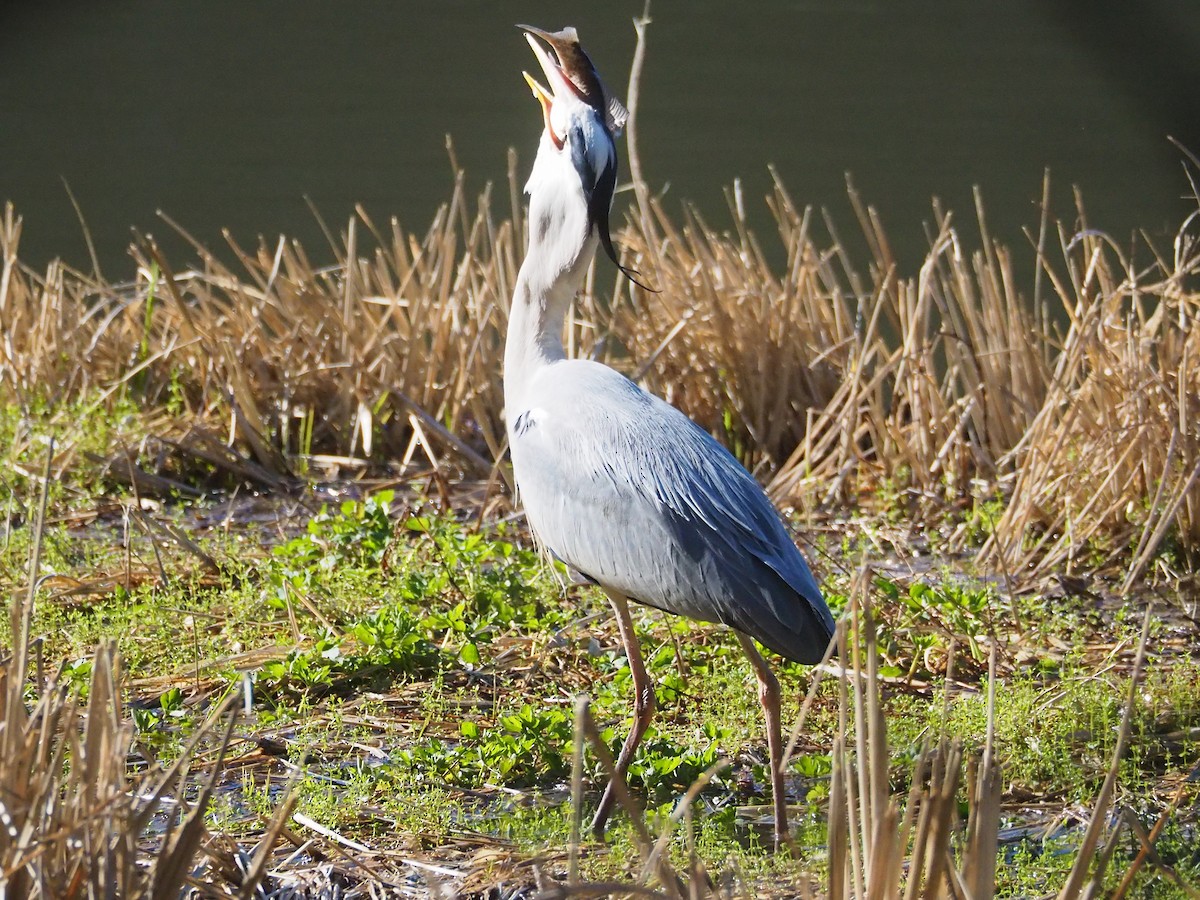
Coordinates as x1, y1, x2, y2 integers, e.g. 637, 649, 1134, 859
591, 590, 656, 838
736, 633, 789, 852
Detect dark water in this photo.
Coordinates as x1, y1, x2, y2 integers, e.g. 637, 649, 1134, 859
3, 1, 1199, 280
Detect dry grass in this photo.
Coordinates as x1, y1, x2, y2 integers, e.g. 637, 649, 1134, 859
617, 176, 1200, 579
1, 156, 1198, 579
0, 170, 520, 480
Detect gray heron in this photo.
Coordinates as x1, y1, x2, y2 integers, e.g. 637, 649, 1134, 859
506, 25, 836, 849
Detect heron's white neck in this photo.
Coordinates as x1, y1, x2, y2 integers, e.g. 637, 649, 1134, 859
504, 179, 598, 416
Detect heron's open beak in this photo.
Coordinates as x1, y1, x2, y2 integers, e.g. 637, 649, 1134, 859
519, 26, 579, 150
519, 25, 630, 140
522, 71, 561, 150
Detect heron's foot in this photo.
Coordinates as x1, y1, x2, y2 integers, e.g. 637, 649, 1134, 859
590, 789, 615, 841
590, 818, 609, 843
770, 811, 796, 856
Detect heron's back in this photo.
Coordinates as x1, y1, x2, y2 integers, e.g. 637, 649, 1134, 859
509, 359, 835, 664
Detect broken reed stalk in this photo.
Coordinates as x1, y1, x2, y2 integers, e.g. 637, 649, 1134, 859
821, 582, 1002, 900
1056, 604, 1154, 900
574, 698, 683, 899
0, 451, 288, 897
0, 157, 1197, 579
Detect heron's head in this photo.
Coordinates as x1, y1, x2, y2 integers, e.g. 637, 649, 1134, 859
518, 25, 647, 290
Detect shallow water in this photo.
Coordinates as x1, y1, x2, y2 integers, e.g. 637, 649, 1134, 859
3, 1, 1198, 281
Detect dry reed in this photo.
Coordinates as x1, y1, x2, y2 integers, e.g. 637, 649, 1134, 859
0, 452, 294, 897
616, 176, 1200, 578
1, 156, 1197, 579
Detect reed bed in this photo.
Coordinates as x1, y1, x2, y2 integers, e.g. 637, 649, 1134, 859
1, 159, 1197, 578
618, 177, 1200, 579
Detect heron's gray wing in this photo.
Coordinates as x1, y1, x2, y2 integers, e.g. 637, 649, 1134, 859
510, 361, 835, 663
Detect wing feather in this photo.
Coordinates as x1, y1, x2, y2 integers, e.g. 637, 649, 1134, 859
510, 360, 835, 663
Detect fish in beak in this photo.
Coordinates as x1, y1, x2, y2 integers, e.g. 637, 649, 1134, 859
519, 25, 628, 136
